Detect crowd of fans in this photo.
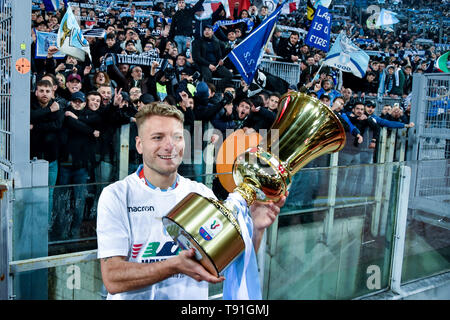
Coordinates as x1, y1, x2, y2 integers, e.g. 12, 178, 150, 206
28, 0, 449, 239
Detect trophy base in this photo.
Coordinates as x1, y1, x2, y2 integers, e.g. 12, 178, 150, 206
162, 193, 245, 278
163, 217, 219, 277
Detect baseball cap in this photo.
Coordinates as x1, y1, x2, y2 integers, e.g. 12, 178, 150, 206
70, 91, 86, 102
365, 100, 375, 108
121, 91, 131, 102
139, 93, 155, 104
67, 73, 82, 82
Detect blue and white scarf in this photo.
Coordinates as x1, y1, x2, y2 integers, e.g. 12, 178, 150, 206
222, 192, 262, 300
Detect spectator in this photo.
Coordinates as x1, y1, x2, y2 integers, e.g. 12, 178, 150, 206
123, 39, 139, 55
192, 25, 233, 91
129, 87, 142, 110
211, 2, 228, 25
61, 73, 83, 101
54, 91, 95, 240
278, 31, 302, 63
193, 81, 224, 123
55, 72, 67, 96
316, 79, 342, 104
338, 101, 379, 196
347, 101, 380, 149
386, 104, 410, 124
97, 84, 113, 107
379, 65, 404, 98
120, 29, 143, 53
169, 0, 205, 54
319, 94, 331, 107
366, 100, 414, 129
245, 95, 276, 131
380, 104, 392, 119
41, 73, 66, 104
211, 98, 252, 137
86, 71, 116, 92
361, 71, 378, 97
147, 60, 176, 102
332, 96, 363, 145
254, 5, 269, 28
93, 33, 123, 69
268, 27, 282, 56
402, 65, 413, 97
268, 92, 281, 114
128, 66, 145, 90
299, 56, 319, 86
30, 79, 64, 229
341, 87, 358, 113
192, 6, 212, 41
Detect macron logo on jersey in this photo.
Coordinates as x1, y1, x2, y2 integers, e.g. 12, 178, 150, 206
127, 205, 155, 213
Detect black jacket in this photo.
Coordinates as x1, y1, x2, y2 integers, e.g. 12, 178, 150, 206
347, 113, 380, 143
403, 73, 413, 96
169, 0, 205, 38
192, 35, 224, 67
30, 98, 64, 162
59, 106, 99, 170
362, 79, 379, 95
277, 38, 302, 63
244, 107, 276, 131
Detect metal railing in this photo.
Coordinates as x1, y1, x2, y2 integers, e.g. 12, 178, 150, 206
211, 58, 302, 89
259, 58, 301, 86
0, 1, 13, 180
409, 73, 450, 161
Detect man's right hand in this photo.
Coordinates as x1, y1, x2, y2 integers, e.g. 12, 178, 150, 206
50, 101, 60, 112
46, 46, 59, 58
175, 249, 225, 284
357, 134, 363, 144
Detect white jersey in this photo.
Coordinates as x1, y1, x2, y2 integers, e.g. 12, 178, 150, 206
96, 170, 216, 300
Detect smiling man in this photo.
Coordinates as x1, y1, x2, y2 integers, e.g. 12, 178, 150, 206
96, 102, 285, 300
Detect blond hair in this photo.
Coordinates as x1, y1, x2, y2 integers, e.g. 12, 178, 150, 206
135, 102, 184, 132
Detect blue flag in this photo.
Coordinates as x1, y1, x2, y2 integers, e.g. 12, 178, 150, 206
42, 0, 60, 12
322, 31, 370, 78
305, 5, 331, 52
35, 30, 65, 59
227, 1, 286, 85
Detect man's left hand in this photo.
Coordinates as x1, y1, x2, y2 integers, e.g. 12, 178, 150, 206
249, 193, 288, 251
250, 193, 287, 231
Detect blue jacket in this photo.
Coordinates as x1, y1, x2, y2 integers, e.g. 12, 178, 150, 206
340, 112, 361, 136
370, 114, 406, 128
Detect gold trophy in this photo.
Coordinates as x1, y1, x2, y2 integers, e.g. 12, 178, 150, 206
162, 92, 346, 276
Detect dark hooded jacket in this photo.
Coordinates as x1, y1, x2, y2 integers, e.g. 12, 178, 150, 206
169, 0, 205, 38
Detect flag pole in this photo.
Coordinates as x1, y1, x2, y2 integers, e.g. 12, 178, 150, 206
263, 1, 285, 57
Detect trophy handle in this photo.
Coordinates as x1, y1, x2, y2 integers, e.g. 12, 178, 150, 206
215, 129, 263, 193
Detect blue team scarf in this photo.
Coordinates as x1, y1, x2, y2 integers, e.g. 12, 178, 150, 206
222, 192, 262, 300
213, 18, 254, 33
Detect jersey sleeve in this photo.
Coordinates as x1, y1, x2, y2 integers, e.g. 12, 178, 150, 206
96, 184, 131, 259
